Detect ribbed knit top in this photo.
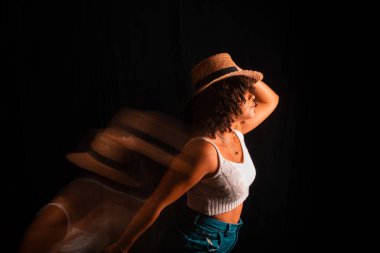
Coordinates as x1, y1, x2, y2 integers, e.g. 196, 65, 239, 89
186, 129, 256, 215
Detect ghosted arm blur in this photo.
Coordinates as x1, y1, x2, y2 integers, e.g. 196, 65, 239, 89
17, 205, 68, 253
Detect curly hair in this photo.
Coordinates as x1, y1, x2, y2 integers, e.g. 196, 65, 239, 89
184, 75, 256, 138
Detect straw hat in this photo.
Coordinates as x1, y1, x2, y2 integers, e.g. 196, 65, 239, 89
66, 130, 141, 188
188, 53, 263, 101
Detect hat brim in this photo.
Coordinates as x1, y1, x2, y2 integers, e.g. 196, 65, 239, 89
186, 70, 263, 104
66, 152, 140, 188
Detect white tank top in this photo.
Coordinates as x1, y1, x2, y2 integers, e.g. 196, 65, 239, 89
186, 129, 256, 215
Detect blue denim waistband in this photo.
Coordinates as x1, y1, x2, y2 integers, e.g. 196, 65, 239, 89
184, 206, 243, 233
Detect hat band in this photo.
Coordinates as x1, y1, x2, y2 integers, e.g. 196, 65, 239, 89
88, 149, 128, 172
194, 66, 238, 91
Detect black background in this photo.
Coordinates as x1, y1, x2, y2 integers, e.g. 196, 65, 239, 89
2, 0, 319, 252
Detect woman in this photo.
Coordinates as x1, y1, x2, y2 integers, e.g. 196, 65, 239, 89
104, 52, 279, 253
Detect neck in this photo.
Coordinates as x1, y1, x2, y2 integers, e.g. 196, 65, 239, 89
231, 121, 239, 129
216, 130, 235, 143
216, 130, 239, 157
218, 121, 240, 137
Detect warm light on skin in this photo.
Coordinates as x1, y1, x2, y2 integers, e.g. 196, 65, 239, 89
241, 92, 256, 117
230, 92, 256, 130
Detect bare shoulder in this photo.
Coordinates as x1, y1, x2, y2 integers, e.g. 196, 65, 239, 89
177, 138, 218, 176
147, 138, 219, 209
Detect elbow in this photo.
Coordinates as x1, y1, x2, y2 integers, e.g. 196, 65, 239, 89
145, 195, 169, 215
272, 93, 280, 110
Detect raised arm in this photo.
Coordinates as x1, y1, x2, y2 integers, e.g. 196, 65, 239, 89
104, 140, 218, 253
238, 80, 279, 134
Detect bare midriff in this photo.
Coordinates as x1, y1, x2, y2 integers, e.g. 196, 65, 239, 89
211, 203, 243, 224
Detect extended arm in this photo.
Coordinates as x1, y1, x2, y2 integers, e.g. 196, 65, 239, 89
17, 205, 68, 253
104, 141, 218, 253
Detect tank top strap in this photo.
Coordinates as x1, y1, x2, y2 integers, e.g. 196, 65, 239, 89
232, 128, 244, 141
38, 202, 71, 235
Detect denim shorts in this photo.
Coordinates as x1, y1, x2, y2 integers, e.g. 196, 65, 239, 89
164, 206, 243, 253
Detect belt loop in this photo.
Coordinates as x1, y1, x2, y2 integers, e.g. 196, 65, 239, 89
224, 223, 230, 236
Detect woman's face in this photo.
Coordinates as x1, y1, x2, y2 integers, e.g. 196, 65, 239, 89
235, 92, 256, 121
